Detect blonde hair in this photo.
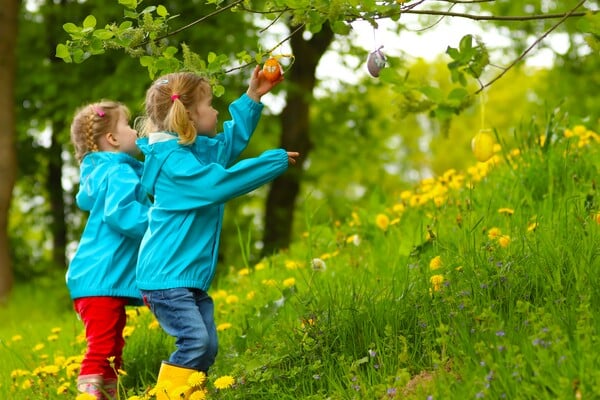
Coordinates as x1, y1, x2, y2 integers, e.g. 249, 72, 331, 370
70, 100, 129, 163
139, 72, 212, 145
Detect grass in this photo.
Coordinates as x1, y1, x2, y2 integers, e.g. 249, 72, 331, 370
1, 123, 600, 399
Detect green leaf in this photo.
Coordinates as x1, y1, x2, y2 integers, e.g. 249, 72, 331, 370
140, 56, 154, 67
419, 86, 443, 103
93, 29, 114, 40
63, 23, 81, 35
207, 52, 217, 63
118, 0, 138, 10
213, 85, 225, 97
55, 44, 71, 62
157, 5, 168, 17
83, 15, 97, 29
331, 21, 351, 35
459, 34, 473, 53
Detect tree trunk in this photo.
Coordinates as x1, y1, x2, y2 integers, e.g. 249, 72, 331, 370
0, 0, 19, 302
45, 0, 68, 269
261, 24, 334, 256
47, 122, 67, 268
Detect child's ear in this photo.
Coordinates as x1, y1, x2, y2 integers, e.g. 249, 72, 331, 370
105, 132, 119, 147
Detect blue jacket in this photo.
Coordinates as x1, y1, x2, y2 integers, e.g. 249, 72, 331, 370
66, 152, 150, 302
136, 94, 289, 291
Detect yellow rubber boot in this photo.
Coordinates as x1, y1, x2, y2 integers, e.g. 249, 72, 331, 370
155, 361, 197, 400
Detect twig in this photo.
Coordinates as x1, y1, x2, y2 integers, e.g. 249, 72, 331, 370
137, 0, 244, 47
476, 0, 587, 93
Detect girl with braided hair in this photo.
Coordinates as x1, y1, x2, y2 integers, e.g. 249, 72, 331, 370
135, 66, 299, 399
67, 100, 150, 399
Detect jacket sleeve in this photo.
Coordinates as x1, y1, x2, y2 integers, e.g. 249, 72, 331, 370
158, 148, 289, 210
220, 94, 264, 165
103, 165, 149, 238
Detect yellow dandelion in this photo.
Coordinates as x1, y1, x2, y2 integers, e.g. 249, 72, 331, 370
187, 371, 207, 388
595, 213, 600, 225
76, 393, 99, 400
262, 279, 277, 287
225, 295, 239, 304
56, 382, 70, 394
118, 369, 127, 376
66, 363, 80, 378
498, 235, 511, 248
487, 227, 502, 240
430, 274, 444, 292
211, 289, 228, 300
238, 268, 251, 276
11, 335, 22, 342
283, 278, 296, 288
32, 343, 45, 352
246, 290, 256, 300
213, 375, 235, 390
254, 262, 266, 271
148, 319, 161, 330
285, 260, 302, 270
11, 369, 30, 379
498, 208, 514, 215
127, 396, 142, 400
527, 222, 539, 232
189, 389, 208, 400
375, 213, 390, 231
392, 203, 405, 214
429, 256, 442, 271
216, 322, 232, 332
123, 326, 135, 338
51, 327, 62, 334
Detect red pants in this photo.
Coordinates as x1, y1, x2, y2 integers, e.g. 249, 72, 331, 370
74, 297, 128, 380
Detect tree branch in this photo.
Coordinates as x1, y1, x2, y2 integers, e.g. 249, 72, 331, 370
476, 0, 588, 93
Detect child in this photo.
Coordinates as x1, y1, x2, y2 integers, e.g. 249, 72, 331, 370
66, 100, 150, 399
135, 66, 299, 399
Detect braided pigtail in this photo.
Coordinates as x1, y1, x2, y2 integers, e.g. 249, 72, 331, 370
142, 72, 211, 145
70, 101, 127, 163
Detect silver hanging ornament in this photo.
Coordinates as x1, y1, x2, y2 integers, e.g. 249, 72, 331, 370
367, 46, 387, 78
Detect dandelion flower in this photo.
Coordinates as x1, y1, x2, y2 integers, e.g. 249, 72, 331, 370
75, 393, 97, 400
216, 323, 232, 332
11, 335, 22, 342
225, 295, 239, 304
246, 291, 255, 300
429, 256, 442, 271
56, 382, 70, 394
375, 213, 390, 231
32, 343, 45, 352
498, 235, 511, 248
51, 327, 62, 334
190, 389, 208, 400
213, 375, 235, 390
285, 260, 302, 270
487, 227, 501, 240
262, 279, 277, 287
283, 277, 296, 287
254, 262, 266, 271
187, 371, 207, 388
127, 396, 142, 400
238, 268, 251, 276
430, 274, 444, 292
311, 258, 327, 271
527, 222, 539, 232
498, 208, 514, 215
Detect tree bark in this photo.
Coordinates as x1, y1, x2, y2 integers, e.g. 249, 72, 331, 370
261, 24, 334, 256
0, 0, 19, 302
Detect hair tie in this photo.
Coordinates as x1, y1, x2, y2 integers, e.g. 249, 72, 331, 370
171, 94, 180, 102
93, 107, 105, 117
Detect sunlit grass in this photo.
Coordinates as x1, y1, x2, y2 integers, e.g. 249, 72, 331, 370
1, 124, 599, 399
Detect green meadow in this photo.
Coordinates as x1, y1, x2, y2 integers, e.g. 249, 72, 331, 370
2, 124, 600, 399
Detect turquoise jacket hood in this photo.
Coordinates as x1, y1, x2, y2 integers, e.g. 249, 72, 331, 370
136, 94, 289, 291
66, 152, 150, 302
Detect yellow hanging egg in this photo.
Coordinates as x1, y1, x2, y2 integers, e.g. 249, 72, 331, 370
471, 130, 495, 162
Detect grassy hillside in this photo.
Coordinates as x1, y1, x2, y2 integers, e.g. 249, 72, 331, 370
1, 124, 599, 399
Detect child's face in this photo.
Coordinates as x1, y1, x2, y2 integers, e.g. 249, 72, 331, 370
189, 88, 218, 137
113, 109, 139, 156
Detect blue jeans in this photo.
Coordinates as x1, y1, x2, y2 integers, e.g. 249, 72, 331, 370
141, 288, 218, 372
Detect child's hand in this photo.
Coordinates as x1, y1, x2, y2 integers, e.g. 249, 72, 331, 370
246, 65, 284, 102
287, 152, 300, 165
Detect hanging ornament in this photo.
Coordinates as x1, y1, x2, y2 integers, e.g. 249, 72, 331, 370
367, 46, 387, 78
